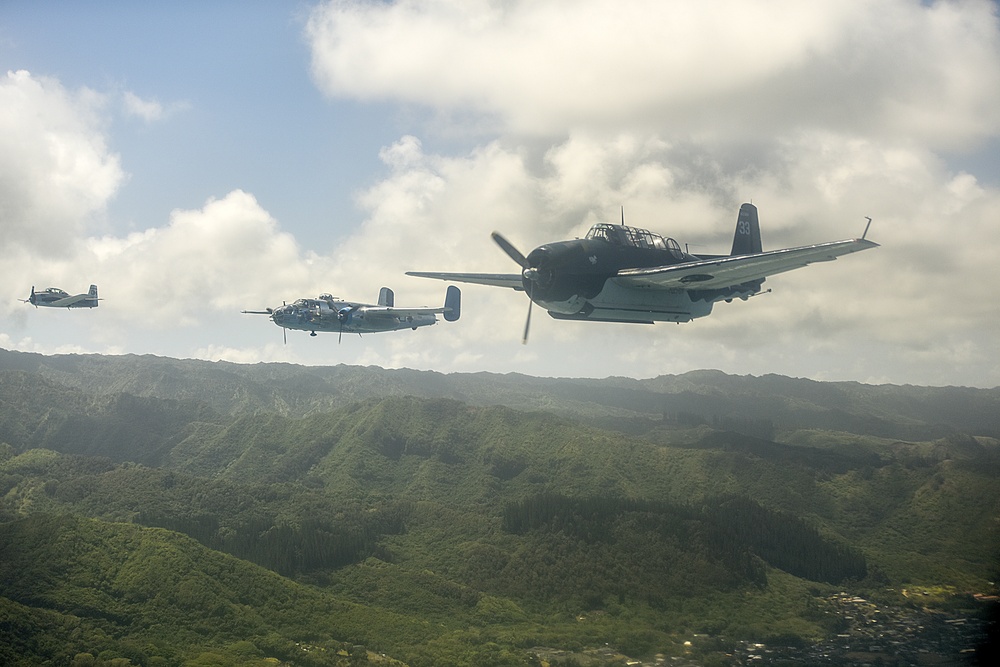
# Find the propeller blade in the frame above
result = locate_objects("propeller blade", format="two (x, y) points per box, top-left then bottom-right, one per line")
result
(491, 232), (529, 269)
(283, 327), (287, 345)
(521, 281), (534, 344)
(522, 299), (533, 345)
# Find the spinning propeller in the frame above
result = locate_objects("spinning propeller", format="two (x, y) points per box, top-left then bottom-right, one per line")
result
(491, 232), (538, 344)
(337, 305), (359, 344)
(20, 286), (37, 307)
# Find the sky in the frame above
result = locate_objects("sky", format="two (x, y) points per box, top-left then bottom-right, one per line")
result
(1, 0), (999, 388)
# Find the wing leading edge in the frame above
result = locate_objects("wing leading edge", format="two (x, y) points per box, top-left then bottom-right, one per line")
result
(405, 271), (524, 291)
(615, 238), (879, 290)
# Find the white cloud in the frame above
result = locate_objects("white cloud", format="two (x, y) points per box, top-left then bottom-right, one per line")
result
(307, 0), (1000, 145)
(121, 90), (189, 122)
(82, 190), (333, 327)
(0, 80), (342, 328)
(0, 333), (94, 357)
(193, 342), (289, 364)
(0, 70), (124, 254)
(122, 91), (164, 122)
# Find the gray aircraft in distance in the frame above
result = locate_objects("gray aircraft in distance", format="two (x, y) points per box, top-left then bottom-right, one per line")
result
(244, 286), (461, 342)
(407, 203), (878, 342)
(22, 285), (100, 308)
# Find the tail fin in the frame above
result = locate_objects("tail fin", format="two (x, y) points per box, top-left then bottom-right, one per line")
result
(89, 284), (98, 297)
(378, 287), (394, 307)
(443, 285), (461, 322)
(730, 203), (763, 256)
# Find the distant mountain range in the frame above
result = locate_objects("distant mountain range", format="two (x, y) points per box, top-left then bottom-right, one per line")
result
(3, 347), (998, 439)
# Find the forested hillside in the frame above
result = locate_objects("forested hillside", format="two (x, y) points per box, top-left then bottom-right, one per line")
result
(1, 349), (997, 666)
(0, 514), (421, 666)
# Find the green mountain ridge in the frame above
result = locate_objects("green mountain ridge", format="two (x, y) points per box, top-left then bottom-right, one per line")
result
(3, 348), (998, 439)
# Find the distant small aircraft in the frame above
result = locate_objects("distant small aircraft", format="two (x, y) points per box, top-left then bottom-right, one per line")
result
(22, 285), (100, 308)
(407, 203), (878, 342)
(243, 286), (461, 342)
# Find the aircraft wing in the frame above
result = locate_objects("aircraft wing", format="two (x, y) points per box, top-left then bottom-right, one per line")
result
(405, 271), (524, 291)
(47, 293), (92, 307)
(615, 238), (879, 290)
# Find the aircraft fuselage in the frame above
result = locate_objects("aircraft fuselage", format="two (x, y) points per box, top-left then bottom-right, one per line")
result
(24, 286), (99, 308)
(521, 237), (755, 323)
(270, 297), (437, 335)
(245, 287), (460, 340)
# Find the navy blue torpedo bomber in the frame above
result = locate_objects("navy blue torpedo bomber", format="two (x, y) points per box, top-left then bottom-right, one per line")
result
(408, 203), (877, 342)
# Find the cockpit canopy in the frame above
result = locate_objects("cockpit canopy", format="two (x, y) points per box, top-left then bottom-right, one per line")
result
(585, 223), (685, 258)
(291, 298), (330, 310)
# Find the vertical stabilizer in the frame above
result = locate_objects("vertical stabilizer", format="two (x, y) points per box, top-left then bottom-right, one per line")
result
(730, 203), (763, 256)
(378, 287), (394, 307)
(88, 284), (99, 307)
(444, 285), (461, 322)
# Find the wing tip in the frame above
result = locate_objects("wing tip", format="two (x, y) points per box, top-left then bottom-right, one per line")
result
(853, 238), (880, 249)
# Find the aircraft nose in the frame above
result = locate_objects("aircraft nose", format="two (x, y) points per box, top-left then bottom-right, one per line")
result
(526, 246), (550, 266)
(525, 246), (555, 286)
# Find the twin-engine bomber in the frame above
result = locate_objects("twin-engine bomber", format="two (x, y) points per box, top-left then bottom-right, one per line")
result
(243, 286), (461, 343)
(407, 203), (878, 342)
